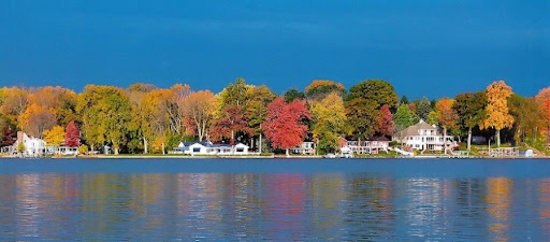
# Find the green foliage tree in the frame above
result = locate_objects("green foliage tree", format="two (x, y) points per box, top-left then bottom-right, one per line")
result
(245, 85), (276, 152)
(415, 97), (432, 121)
(345, 79), (398, 139)
(393, 103), (417, 134)
(283, 89), (306, 103)
(453, 91), (487, 151)
(400, 95), (409, 104)
(507, 94), (544, 144)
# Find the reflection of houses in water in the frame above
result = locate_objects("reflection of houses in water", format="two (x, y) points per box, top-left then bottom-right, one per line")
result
(402, 178), (446, 238)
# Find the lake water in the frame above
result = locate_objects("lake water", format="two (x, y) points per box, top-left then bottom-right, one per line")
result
(0, 158), (549, 241)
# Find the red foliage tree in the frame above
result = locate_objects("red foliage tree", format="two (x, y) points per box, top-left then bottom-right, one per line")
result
(262, 97), (311, 156)
(378, 104), (395, 136)
(64, 120), (80, 147)
(210, 105), (253, 145)
(1, 127), (17, 147)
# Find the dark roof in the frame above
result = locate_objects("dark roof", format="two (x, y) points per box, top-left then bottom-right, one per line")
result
(368, 136), (390, 142)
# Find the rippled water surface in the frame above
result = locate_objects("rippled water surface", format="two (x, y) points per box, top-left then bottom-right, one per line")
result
(1, 158), (549, 241)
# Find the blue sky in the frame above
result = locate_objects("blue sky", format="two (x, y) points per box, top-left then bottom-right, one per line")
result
(1, 0), (548, 99)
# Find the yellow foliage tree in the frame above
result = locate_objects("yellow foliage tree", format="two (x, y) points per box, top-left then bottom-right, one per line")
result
(311, 92), (349, 154)
(183, 90), (216, 141)
(43, 125), (65, 154)
(480, 81), (514, 147)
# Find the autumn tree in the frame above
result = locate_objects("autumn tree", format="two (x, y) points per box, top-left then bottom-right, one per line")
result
(1, 127), (17, 149)
(65, 120), (80, 147)
(77, 85), (132, 155)
(169, 84), (191, 135)
(480, 81), (514, 147)
(345, 80), (398, 139)
(212, 78), (254, 146)
(311, 92), (349, 154)
(139, 89), (173, 154)
(535, 87), (550, 144)
(378, 104), (395, 137)
(28, 86), (78, 126)
(245, 85), (277, 152)
(19, 104), (57, 138)
(210, 105), (253, 145)
(453, 91), (487, 150)
(435, 98), (458, 154)
(43, 125), (65, 154)
(0, 86), (29, 126)
(125, 83), (157, 153)
(183, 90), (216, 141)
(263, 97), (311, 156)
(305, 80), (346, 101)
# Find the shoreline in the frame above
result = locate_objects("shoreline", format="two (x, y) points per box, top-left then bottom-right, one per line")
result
(1, 154), (547, 159)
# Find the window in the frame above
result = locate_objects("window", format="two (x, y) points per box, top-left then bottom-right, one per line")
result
(236, 148), (244, 153)
(193, 147), (201, 153)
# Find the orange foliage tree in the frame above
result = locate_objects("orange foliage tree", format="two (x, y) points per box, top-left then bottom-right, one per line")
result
(435, 98), (458, 154)
(19, 104), (57, 138)
(535, 87), (550, 143)
(262, 97), (311, 156)
(28, 86), (78, 126)
(480, 81), (514, 147)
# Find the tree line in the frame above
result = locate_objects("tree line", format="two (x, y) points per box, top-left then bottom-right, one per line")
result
(0, 78), (549, 155)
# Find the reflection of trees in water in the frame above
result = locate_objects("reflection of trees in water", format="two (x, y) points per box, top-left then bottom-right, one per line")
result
(486, 177), (512, 242)
(539, 178), (550, 237)
(343, 177), (395, 240)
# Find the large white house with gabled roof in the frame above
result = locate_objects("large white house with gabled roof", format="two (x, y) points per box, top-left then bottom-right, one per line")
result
(392, 120), (456, 151)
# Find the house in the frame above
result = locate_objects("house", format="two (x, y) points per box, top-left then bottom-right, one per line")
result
(392, 120), (456, 151)
(290, 142), (316, 155)
(170, 141), (249, 155)
(16, 131), (46, 157)
(339, 136), (390, 154)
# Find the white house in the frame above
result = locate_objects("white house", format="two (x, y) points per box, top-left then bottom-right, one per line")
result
(339, 136), (391, 155)
(392, 120), (456, 151)
(171, 141), (249, 155)
(16, 131), (46, 157)
(290, 142), (316, 155)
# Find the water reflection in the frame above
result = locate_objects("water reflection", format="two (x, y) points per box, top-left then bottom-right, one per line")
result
(0, 172), (548, 240)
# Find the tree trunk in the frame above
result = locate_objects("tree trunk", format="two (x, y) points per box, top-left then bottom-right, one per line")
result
(496, 129), (501, 147)
(143, 137), (148, 154)
(162, 142), (165, 155)
(286, 148), (289, 157)
(259, 133), (263, 154)
(467, 127), (472, 151)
